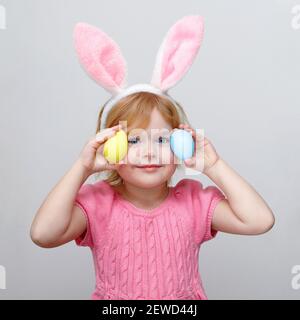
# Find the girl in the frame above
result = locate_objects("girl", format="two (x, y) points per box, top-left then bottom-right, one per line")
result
(30, 91), (275, 300)
(30, 15), (275, 299)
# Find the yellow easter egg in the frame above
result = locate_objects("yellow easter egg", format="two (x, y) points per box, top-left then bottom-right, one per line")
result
(103, 129), (128, 164)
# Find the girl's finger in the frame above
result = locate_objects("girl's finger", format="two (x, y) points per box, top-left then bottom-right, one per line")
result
(178, 123), (194, 136)
(95, 126), (120, 143)
(184, 157), (195, 167)
(111, 124), (122, 131)
(100, 124), (121, 134)
(194, 135), (205, 151)
(180, 124), (195, 134)
(105, 159), (125, 171)
(103, 163), (116, 171)
(196, 135), (208, 147)
(184, 126), (196, 139)
(88, 132), (115, 151)
(188, 128), (196, 138)
(179, 123), (188, 129)
(103, 124), (121, 134)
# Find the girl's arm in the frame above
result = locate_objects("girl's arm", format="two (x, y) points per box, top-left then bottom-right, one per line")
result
(30, 159), (91, 248)
(179, 123), (275, 235)
(30, 125), (122, 248)
(205, 158), (275, 235)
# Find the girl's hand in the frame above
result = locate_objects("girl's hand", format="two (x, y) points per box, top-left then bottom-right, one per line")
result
(178, 124), (220, 175)
(77, 124), (125, 175)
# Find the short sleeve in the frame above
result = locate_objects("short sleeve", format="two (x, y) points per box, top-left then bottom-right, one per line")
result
(74, 184), (95, 247)
(73, 180), (114, 248)
(191, 180), (226, 245)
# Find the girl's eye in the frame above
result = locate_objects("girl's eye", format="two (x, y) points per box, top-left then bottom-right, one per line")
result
(128, 136), (169, 144)
(128, 136), (141, 144)
(158, 136), (169, 144)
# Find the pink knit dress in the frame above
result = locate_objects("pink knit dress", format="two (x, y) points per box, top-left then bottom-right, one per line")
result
(74, 178), (225, 300)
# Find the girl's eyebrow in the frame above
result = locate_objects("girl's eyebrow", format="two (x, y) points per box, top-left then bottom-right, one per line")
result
(154, 133), (170, 138)
(154, 130), (171, 136)
(128, 129), (171, 137)
(128, 128), (145, 135)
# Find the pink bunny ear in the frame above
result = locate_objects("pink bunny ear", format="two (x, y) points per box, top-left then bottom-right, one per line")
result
(73, 22), (128, 95)
(151, 15), (204, 92)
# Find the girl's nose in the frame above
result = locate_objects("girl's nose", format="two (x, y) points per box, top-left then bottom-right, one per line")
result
(141, 141), (159, 162)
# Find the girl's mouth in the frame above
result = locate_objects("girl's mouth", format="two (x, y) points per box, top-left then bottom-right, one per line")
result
(135, 165), (163, 171)
(135, 165), (162, 168)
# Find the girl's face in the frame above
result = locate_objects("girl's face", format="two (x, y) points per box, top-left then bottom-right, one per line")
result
(116, 108), (177, 188)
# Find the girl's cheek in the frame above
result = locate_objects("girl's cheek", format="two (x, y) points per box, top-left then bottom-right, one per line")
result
(126, 148), (139, 165)
(161, 146), (175, 165)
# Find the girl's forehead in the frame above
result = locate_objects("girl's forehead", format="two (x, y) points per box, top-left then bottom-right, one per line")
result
(126, 107), (173, 132)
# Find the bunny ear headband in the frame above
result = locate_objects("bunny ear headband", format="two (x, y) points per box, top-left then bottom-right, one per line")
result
(73, 15), (205, 131)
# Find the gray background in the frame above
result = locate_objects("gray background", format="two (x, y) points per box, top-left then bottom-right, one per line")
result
(0, 0), (299, 299)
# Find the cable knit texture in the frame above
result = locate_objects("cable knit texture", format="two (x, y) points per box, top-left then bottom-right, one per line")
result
(74, 178), (226, 300)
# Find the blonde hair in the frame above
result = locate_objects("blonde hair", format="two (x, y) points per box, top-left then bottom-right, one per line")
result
(94, 92), (191, 187)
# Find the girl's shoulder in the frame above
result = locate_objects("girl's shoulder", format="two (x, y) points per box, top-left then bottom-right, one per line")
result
(173, 178), (225, 202)
(76, 179), (115, 205)
(93, 179), (115, 193)
(174, 179), (225, 245)
(173, 178), (203, 195)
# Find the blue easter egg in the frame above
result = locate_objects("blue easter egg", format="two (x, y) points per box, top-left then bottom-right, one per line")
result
(170, 129), (194, 160)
